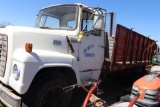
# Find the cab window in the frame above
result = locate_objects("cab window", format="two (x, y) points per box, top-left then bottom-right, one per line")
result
(81, 10), (100, 36)
(81, 10), (93, 31)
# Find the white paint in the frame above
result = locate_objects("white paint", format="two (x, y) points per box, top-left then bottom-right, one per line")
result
(0, 4), (106, 95)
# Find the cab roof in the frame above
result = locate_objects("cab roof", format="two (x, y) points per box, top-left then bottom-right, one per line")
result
(41, 3), (88, 10)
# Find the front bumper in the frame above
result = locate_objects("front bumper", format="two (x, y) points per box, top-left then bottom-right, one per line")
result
(0, 83), (21, 107)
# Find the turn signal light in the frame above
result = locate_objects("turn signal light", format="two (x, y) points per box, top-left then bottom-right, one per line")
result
(25, 43), (32, 52)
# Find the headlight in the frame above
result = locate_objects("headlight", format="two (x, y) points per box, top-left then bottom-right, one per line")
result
(146, 90), (158, 95)
(12, 64), (20, 80)
(132, 85), (138, 91)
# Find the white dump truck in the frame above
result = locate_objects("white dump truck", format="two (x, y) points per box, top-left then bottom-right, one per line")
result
(0, 3), (156, 107)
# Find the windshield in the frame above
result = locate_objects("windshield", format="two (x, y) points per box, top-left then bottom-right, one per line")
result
(35, 5), (78, 30)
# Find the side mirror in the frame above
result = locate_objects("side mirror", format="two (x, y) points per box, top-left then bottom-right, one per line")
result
(93, 11), (104, 30)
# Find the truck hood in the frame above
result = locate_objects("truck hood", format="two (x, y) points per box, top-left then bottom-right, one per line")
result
(0, 27), (8, 35)
(2, 26), (76, 54)
(0, 26), (78, 85)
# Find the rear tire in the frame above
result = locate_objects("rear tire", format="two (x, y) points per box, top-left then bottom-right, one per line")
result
(24, 73), (72, 107)
(134, 67), (144, 80)
(128, 67), (145, 84)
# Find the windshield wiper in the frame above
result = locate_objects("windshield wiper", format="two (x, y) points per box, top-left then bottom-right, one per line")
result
(39, 26), (51, 29)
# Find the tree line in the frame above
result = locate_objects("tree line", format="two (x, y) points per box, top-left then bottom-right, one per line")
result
(0, 21), (13, 28)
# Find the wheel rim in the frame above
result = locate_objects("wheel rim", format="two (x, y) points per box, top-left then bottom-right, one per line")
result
(40, 85), (66, 107)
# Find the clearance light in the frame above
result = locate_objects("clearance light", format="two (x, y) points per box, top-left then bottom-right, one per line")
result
(25, 43), (32, 52)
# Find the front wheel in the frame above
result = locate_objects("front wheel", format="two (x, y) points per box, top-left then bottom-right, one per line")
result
(24, 73), (72, 107)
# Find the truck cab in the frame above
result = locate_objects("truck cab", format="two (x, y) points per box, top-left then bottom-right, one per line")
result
(0, 3), (109, 107)
(34, 3), (107, 85)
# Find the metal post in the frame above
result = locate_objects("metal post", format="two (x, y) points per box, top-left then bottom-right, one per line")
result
(110, 12), (114, 37)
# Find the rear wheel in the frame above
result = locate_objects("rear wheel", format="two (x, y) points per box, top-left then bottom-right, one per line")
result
(134, 67), (145, 80)
(127, 67), (145, 85)
(24, 73), (72, 107)
(123, 67), (145, 85)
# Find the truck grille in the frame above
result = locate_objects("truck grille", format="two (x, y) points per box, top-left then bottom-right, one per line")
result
(0, 34), (8, 77)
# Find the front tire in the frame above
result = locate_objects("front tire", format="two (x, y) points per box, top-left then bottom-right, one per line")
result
(24, 73), (72, 107)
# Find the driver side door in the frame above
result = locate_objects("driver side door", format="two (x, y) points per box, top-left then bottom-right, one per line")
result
(78, 10), (105, 80)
